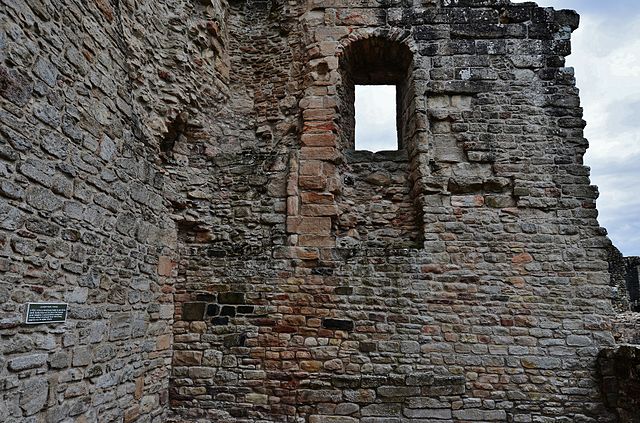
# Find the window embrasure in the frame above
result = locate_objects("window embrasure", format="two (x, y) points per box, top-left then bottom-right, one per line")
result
(337, 37), (415, 152)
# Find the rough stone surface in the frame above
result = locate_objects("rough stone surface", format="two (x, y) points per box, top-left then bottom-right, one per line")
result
(598, 345), (640, 423)
(625, 256), (640, 311)
(1, 0), (638, 422)
(0, 0), (176, 421)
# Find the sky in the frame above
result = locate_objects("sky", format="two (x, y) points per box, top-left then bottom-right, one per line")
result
(356, 1), (640, 256)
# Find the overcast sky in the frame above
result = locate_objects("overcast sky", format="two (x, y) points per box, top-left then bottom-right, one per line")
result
(356, 1), (640, 256)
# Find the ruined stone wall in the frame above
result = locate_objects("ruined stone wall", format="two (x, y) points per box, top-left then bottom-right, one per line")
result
(0, 0), (172, 420)
(1, 0), (630, 422)
(0, 0), (232, 421)
(168, 1), (308, 420)
(599, 345), (640, 423)
(167, 0), (619, 422)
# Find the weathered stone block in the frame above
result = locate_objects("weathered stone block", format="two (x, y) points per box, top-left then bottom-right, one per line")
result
(20, 379), (48, 416)
(8, 354), (47, 371)
(404, 407), (452, 419)
(452, 409), (507, 421)
(182, 302), (206, 321)
(322, 318), (354, 331)
(217, 292), (245, 304)
(361, 403), (402, 417)
(309, 416), (358, 423)
(287, 216), (332, 235)
(377, 385), (420, 398)
(173, 351), (203, 366)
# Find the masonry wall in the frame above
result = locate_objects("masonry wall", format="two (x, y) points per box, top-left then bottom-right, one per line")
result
(599, 345), (640, 423)
(1, 0), (630, 422)
(0, 0), (232, 421)
(168, 0), (619, 422)
(0, 0), (181, 421)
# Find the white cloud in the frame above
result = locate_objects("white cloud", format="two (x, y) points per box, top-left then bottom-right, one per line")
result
(568, 14), (640, 255)
(355, 85), (398, 152)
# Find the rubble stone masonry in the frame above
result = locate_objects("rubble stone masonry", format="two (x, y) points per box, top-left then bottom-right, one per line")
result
(0, 0), (638, 422)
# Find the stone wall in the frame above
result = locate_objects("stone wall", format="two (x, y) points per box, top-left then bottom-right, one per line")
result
(0, 0), (171, 419)
(1, 0), (633, 422)
(599, 345), (640, 423)
(168, 0), (619, 421)
(0, 0), (230, 421)
(613, 313), (640, 345)
(625, 256), (640, 311)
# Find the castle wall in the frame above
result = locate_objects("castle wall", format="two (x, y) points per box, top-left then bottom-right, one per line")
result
(0, 0), (230, 421)
(0, 0), (173, 420)
(168, 0), (619, 422)
(0, 0), (631, 422)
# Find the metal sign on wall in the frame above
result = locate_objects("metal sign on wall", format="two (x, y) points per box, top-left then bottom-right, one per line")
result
(24, 303), (68, 324)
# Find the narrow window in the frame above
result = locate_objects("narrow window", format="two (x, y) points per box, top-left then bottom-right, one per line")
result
(355, 85), (398, 152)
(337, 37), (413, 152)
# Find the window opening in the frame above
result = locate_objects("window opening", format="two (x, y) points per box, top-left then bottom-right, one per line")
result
(337, 37), (413, 152)
(355, 85), (398, 152)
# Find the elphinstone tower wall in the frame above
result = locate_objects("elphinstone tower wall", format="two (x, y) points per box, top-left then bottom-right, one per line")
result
(1, 0), (639, 422)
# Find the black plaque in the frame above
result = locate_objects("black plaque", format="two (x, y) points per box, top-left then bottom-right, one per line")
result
(25, 303), (68, 324)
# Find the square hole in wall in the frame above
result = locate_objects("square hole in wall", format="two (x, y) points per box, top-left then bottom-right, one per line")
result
(355, 85), (398, 152)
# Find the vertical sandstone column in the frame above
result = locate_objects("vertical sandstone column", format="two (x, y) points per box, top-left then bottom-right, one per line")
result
(287, 26), (346, 254)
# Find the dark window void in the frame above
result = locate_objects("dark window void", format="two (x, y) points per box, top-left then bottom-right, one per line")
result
(338, 37), (414, 152)
(355, 85), (398, 152)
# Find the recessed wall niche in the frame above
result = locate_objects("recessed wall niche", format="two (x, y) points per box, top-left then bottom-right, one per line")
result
(336, 37), (424, 249)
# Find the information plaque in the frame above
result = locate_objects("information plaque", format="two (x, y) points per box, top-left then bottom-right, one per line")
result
(25, 303), (68, 324)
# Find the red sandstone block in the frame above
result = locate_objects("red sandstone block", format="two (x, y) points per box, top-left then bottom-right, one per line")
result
(300, 204), (338, 216)
(135, 376), (144, 400)
(287, 174), (299, 196)
(301, 191), (334, 204)
(274, 324), (298, 333)
(287, 196), (299, 215)
(156, 334), (171, 351)
(508, 277), (526, 288)
(294, 248), (320, 260)
(318, 328), (333, 337)
(299, 235), (334, 247)
(124, 406), (140, 423)
(501, 318), (514, 327)
(299, 176), (326, 190)
(512, 252), (533, 264)
(307, 317), (321, 327)
(300, 160), (323, 176)
(300, 147), (340, 162)
(285, 315), (306, 325)
(299, 96), (324, 109)
(300, 360), (322, 372)
(322, 162), (336, 176)
(157, 256), (174, 276)
(302, 108), (335, 121)
(301, 133), (337, 147)
(287, 216), (331, 234)
(173, 351), (202, 366)
(303, 120), (337, 133)
(421, 264), (444, 274)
